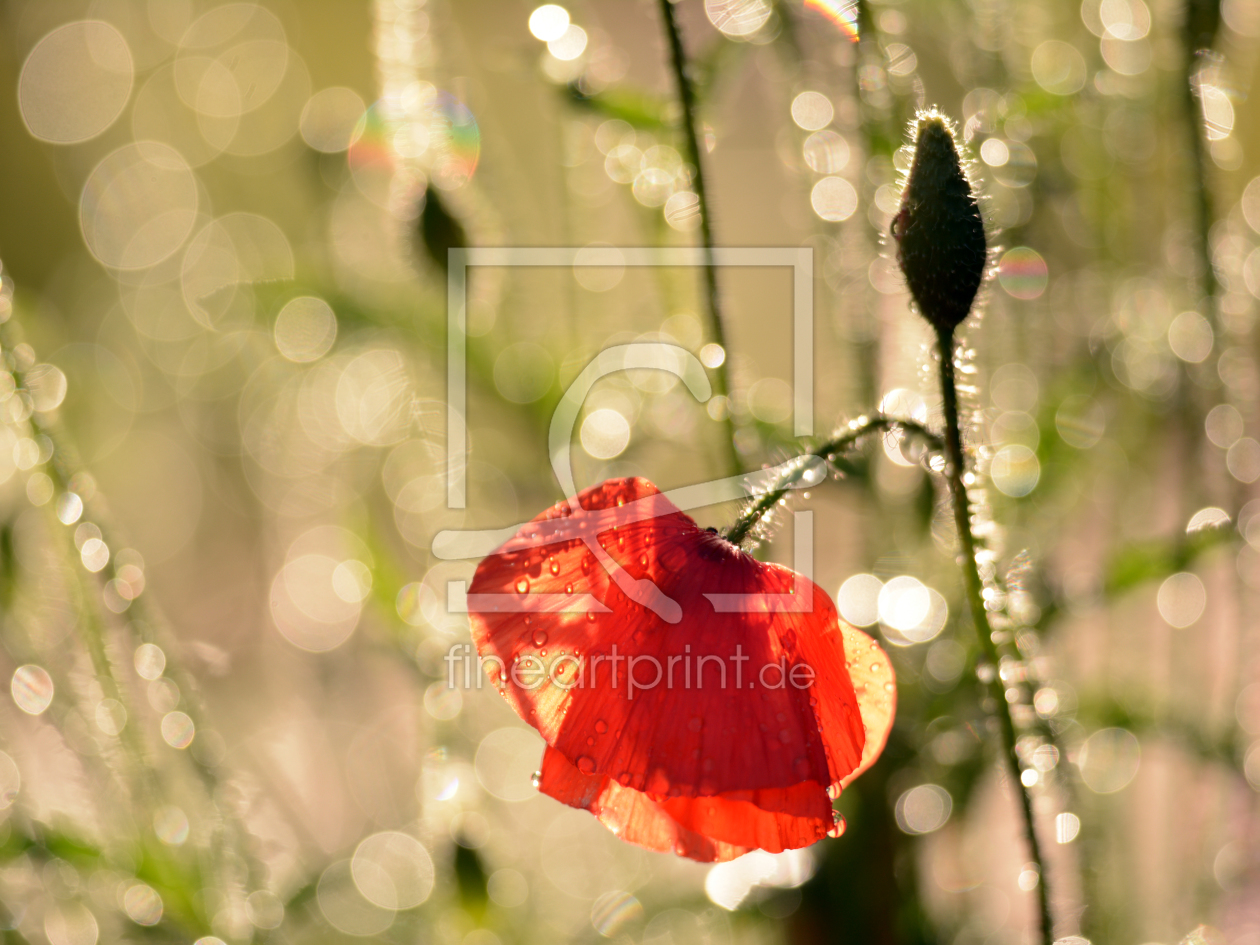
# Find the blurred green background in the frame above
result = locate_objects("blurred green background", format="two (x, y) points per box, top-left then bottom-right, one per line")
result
(0, 0), (1258, 943)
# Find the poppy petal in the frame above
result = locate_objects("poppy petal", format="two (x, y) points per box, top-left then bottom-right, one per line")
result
(655, 780), (834, 852)
(837, 624), (896, 789)
(469, 478), (868, 798)
(538, 745), (752, 862)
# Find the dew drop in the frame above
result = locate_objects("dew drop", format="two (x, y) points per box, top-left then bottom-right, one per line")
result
(639, 554), (648, 566)
(565, 583), (574, 595)
(870, 662), (881, 672)
(586, 612), (596, 623)
(580, 556), (592, 574)
(586, 736), (595, 746)
(530, 770), (541, 788)
(576, 755), (596, 774)
(549, 557), (560, 575)
(532, 630), (548, 647)
(827, 783), (842, 799)
(594, 719), (608, 734)
(515, 578), (529, 594)
(827, 811), (847, 838)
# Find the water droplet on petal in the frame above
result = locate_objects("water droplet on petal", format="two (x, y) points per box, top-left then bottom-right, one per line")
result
(532, 630), (548, 647)
(530, 770), (541, 787)
(828, 811), (846, 837)
(586, 612), (597, 623)
(576, 755), (596, 774)
(827, 783), (842, 799)
(549, 557), (560, 575)
(516, 577), (529, 594)
(594, 719), (608, 734)
(565, 583), (574, 595)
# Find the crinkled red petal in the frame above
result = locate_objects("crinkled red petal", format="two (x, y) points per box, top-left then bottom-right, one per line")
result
(469, 477), (871, 801)
(537, 746), (837, 862)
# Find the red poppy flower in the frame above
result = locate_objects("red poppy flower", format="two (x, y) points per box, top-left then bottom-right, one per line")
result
(467, 477), (894, 862)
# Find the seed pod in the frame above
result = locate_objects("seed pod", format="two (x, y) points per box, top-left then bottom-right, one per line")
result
(891, 111), (987, 335)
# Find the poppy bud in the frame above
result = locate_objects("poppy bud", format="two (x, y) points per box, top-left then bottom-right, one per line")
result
(891, 110), (987, 334)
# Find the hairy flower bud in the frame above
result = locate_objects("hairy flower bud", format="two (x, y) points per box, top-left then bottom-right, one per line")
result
(891, 111), (987, 335)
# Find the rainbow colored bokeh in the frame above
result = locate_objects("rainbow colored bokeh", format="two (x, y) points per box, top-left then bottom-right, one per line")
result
(347, 93), (480, 191)
(998, 246), (1049, 300)
(347, 101), (394, 171)
(430, 91), (481, 189)
(803, 0), (860, 42)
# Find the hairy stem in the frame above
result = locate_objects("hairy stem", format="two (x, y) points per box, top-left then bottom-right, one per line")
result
(937, 328), (1052, 944)
(724, 415), (941, 545)
(657, 0), (741, 477)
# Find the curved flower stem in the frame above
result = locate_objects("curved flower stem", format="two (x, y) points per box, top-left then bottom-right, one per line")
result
(657, 0), (741, 477)
(725, 415), (941, 545)
(937, 327), (1052, 945)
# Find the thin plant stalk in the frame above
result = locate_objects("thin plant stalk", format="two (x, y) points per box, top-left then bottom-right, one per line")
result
(1179, 0), (1243, 921)
(1181, 0), (1222, 314)
(937, 326), (1053, 945)
(725, 415), (941, 545)
(657, 0), (741, 477)
(0, 305), (267, 897)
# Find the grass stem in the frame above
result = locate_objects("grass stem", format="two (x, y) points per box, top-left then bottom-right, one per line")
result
(657, 0), (742, 477)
